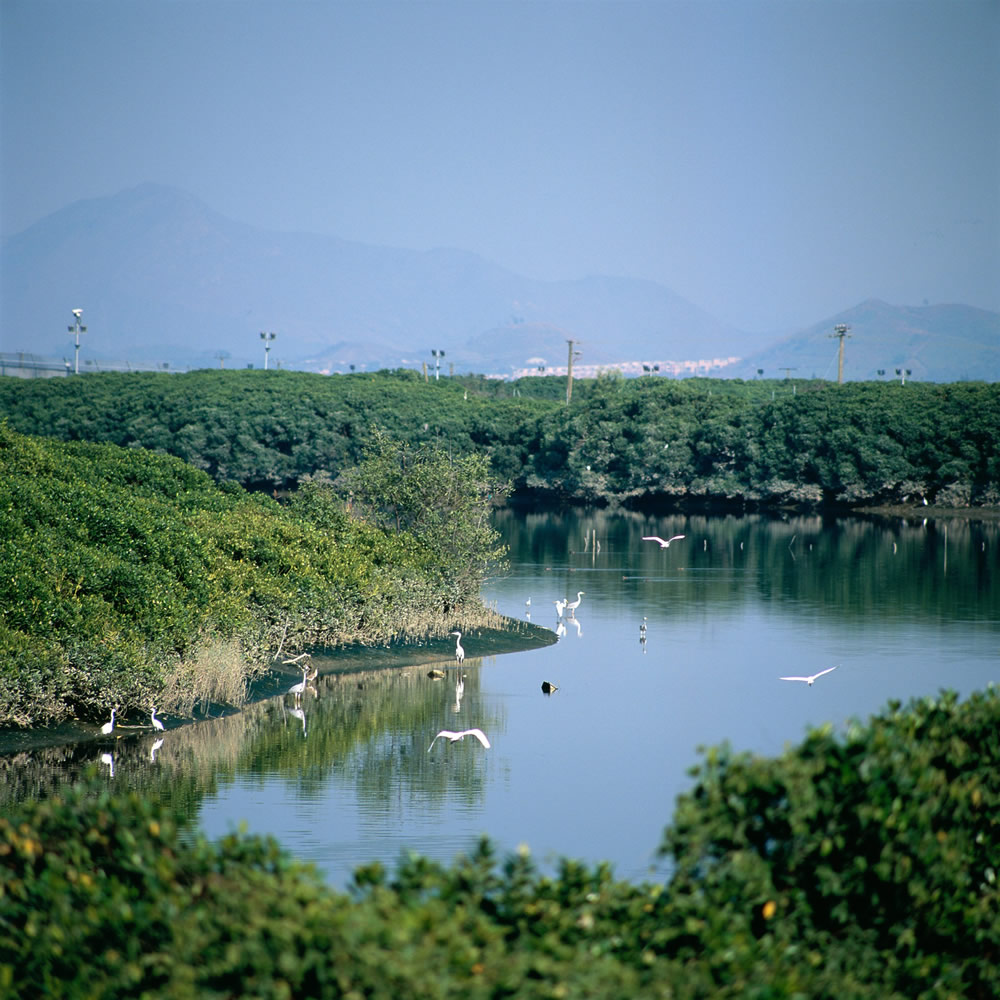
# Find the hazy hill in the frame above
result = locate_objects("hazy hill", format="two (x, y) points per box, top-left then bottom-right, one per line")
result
(2, 183), (996, 380)
(0, 183), (751, 373)
(728, 299), (1000, 383)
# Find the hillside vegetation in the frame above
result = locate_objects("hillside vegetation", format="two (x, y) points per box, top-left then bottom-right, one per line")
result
(1, 369), (998, 507)
(3, 685), (997, 998)
(0, 423), (508, 727)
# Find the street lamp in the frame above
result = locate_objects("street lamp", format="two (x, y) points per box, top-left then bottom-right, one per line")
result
(67, 309), (87, 374)
(431, 348), (445, 380)
(260, 331), (276, 370)
(895, 367), (912, 385)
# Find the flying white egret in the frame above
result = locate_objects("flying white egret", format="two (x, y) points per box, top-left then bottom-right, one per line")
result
(780, 665), (839, 686)
(642, 534), (685, 548)
(451, 630), (465, 663)
(566, 591), (585, 614)
(150, 707), (165, 731)
(101, 708), (116, 735)
(288, 665), (310, 703)
(427, 727), (491, 751)
(150, 738), (164, 762)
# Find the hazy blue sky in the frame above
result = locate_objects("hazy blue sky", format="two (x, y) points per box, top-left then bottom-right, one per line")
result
(2, 0), (997, 333)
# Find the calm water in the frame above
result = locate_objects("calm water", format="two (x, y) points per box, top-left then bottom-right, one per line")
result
(5, 509), (999, 890)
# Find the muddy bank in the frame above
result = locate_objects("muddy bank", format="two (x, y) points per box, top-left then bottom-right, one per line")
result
(0, 616), (556, 757)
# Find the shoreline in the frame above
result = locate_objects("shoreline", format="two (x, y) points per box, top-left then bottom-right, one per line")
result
(0, 615), (556, 757)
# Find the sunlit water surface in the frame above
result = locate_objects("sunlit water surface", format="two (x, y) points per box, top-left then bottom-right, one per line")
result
(194, 509), (998, 888)
(4, 509), (997, 892)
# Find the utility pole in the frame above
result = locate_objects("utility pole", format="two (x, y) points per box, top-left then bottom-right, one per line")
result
(68, 309), (86, 374)
(829, 324), (851, 384)
(566, 339), (579, 404)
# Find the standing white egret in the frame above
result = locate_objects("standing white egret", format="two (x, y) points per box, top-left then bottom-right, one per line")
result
(554, 598), (567, 617)
(288, 665), (310, 704)
(639, 617), (647, 636)
(525, 597), (531, 610)
(451, 631), (465, 663)
(427, 728), (491, 751)
(566, 591), (585, 614)
(780, 665), (839, 686)
(101, 708), (116, 735)
(642, 534), (685, 548)
(150, 707), (165, 731)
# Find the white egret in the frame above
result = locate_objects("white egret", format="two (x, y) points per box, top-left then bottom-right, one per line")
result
(288, 665), (310, 704)
(101, 708), (116, 735)
(451, 630), (465, 663)
(525, 597), (531, 609)
(428, 727), (491, 751)
(150, 707), (165, 731)
(150, 738), (164, 762)
(642, 534), (685, 548)
(780, 665), (839, 686)
(639, 617), (647, 635)
(554, 598), (567, 617)
(566, 591), (585, 614)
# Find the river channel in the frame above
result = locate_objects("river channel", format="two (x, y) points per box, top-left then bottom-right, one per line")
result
(3, 507), (998, 890)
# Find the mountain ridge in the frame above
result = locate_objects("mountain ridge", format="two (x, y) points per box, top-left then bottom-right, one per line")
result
(2, 183), (996, 380)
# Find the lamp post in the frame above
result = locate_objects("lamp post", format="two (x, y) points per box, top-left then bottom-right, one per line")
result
(895, 367), (912, 385)
(260, 331), (276, 370)
(67, 309), (86, 374)
(431, 349), (445, 380)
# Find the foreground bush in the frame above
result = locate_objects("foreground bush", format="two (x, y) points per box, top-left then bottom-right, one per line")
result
(2, 687), (997, 998)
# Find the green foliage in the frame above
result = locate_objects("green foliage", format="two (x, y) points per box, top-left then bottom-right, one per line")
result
(0, 424), (503, 728)
(342, 429), (510, 606)
(5, 370), (994, 507)
(3, 687), (997, 998)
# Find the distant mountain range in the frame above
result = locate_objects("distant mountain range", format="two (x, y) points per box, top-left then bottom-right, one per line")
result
(2, 182), (997, 381)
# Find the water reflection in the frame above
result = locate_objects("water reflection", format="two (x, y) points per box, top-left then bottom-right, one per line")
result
(2, 508), (998, 891)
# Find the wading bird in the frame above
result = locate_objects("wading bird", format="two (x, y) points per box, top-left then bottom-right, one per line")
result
(566, 591), (585, 614)
(428, 728), (491, 751)
(101, 708), (116, 735)
(780, 665), (839, 686)
(639, 617), (647, 636)
(150, 707), (164, 731)
(554, 598), (567, 617)
(288, 665), (310, 704)
(451, 631), (465, 663)
(642, 534), (685, 548)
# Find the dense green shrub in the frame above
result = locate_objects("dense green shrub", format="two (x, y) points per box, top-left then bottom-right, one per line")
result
(0, 424), (504, 728)
(2, 686), (997, 998)
(3, 370), (996, 507)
